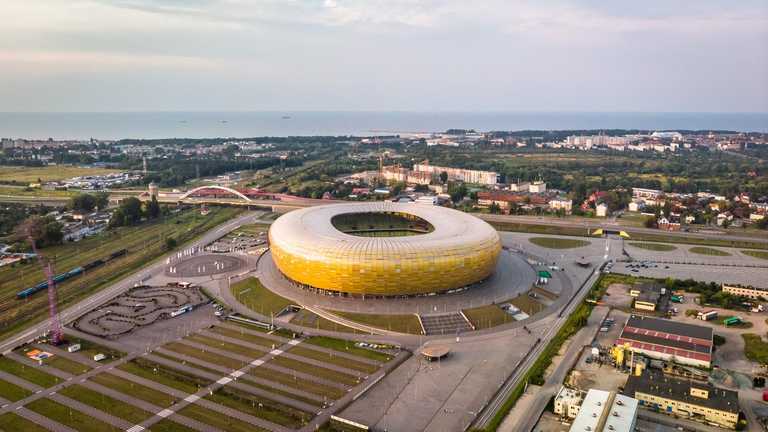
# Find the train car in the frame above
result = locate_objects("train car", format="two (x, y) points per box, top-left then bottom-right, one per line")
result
(17, 249), (127, 299)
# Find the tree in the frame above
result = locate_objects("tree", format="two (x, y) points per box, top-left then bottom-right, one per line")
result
(439, 171), (448, 184)
(643, 216), (657, 229)
(14, 215), (63, 248)
(146, 196), (160, 219)
(93, 191), (110, 210)
(110, 197), (143, 227)
(70, 193), (96, 212)
(165, 236), (177, 250)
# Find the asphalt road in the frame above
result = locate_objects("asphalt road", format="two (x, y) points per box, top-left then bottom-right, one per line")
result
(0, 210), (263, 355)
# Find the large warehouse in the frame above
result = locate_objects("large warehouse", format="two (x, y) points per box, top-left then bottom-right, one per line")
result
(615, 315), (714, 368)
(268, 202), (502, 296)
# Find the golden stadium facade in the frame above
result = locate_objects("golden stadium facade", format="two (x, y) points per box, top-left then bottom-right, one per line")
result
(268, 202), (502, 296)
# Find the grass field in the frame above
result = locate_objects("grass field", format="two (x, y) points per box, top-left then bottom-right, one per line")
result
(0, 377), (33, 401)
(742, 334), (768, 364)
(187, 334), (268, 359)
(510, 295), (546, 315)
(289, 345), (378, 374)
(150, 419), (193, 432)
(0, 206), (243, 341)
(332, 310), (423, 335)
(90, 373), (178, 408)
(689, 246), (732, 256)
(163, 342), (246, 370)
(0, 165), (119, 184)
(25, 398), (121, 432)
(305, 336), (392, 362)
(44, 355), (91, 375)
(65, 335), (125, 363)
(208, 326), (283, 348)
(290, 310), (361, 334)
(59, 384), (151, 424)
(177, 402), (270, 432)
(118, 358), (211, 395)
(268, 356), (359, 386)
(0, 356), (61, 387)
(248, 365), (345, 400)
(528, 237), (590, 249)
(0, 185), (75, 199)
(231, 277), (294, 318)
(463, 304), (514, 330)
(206, 386), (312, 429)
(0, 412), (48, 431)
(742, 250), (768, 260)
(627, 242), (677, 251)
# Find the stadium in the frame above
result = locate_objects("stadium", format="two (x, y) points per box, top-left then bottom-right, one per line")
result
(268, 202), (502, 296)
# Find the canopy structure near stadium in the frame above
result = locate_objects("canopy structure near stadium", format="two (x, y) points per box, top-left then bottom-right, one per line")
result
(268, 202), (502, 296)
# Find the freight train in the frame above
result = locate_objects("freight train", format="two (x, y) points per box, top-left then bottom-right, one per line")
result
(16, 249), (128, 299)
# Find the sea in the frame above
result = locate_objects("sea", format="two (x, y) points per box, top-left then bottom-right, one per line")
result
(0, 111), (766, 140)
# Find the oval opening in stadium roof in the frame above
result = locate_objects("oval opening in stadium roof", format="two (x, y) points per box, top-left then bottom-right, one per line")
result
(330, 211), (435, 237)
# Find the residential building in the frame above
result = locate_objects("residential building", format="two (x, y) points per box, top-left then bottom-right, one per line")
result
(722, 284), (767, 300)
(529, 181), (547, 193)
(548, 197), (573, 215)
(412, 163), (499, 185)
(624, 370), (739, 429)
(476, 191), (548, 211)
(569, 389), (638, 432)
(616, 315), (713, 368)
(632, 188), (663, 200)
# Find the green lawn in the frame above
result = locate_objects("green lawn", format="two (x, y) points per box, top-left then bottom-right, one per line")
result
(742, 250), (768, 260)
(0, 412), (48, 432)
(205, 386), (312, 429)
(187, 334), (268, 359)
(332, 311), (423, 335)
(65, 336), (125, 363)
(0, 356), (61, 388)
(689, 246), (731, 256)
(290, 310), (361, 334)
(15, 346), (91, 375)
(0, 165), (119, 183)
(528, 237), (590, 249)
(268, 356), (359, 386)
(288, 346), (378, 374)
(627, 242), (677, 252)
(463, 304), (515, 330)
(25, 398), (121, 432)
(0, 377), (33, 401)
(248, 366), (345, 400)
(163, 342), (246, 370)
(742, 334), (768, 364)
(0, 207), (243, 342)
(44, 355), (91, 375)
(510, 295), (546, 315)
(118, 358), (211, 395)
(177, 402), (270, 432)
(90, 373), (178, 408)
(231, 277), (295, 318)
(305, 336), (393, 362)
(146, 419), (191, 432)
(208, 326), (285, 348)
(59, 384), (151, 424)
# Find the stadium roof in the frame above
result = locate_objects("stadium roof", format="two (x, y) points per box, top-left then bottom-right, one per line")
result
(269, 202), (500, 258)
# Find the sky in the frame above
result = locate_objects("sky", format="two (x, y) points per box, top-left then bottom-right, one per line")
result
(1, 0), (767, 113)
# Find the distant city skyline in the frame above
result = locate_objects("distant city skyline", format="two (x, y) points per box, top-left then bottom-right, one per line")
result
(1, 0), (766, 113)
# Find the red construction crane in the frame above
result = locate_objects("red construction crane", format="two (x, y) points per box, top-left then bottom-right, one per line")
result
(26, 231), (63, 345)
